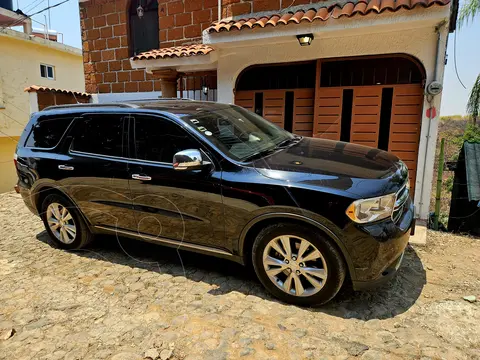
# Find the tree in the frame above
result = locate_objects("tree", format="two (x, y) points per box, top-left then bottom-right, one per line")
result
(458, 0), (480, 125)
(466, 74), (480, 124)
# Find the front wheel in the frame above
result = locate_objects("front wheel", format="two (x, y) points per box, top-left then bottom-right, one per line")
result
(252, 223), (346, 306)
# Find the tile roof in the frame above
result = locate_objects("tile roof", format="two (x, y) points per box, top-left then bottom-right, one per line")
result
(131, 44), (215, 60)
(207, 0), (451, 33)
(24, 85), (90, 97)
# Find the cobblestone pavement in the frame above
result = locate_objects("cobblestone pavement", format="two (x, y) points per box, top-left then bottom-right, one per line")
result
(0, 192), (479, 360)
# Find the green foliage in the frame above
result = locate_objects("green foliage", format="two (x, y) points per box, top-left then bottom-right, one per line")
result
(466, 74), (480, 124)
(450, 151), (459, 162)
(458, 0), (480, 124)
(438, 213), (449, 227)
(444, 175), (454, 192)
(463, 122), (480, 142)
(458, 0), (480, 27)
(451, 123), (480, 146)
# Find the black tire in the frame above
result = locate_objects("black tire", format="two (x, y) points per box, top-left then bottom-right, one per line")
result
(252, 223), (346, 306)
(40, 193), (94, 250)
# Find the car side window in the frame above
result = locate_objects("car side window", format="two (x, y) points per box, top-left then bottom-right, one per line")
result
(132, 116), (197, 163)
(26, 116), (74, 149)
(71, 115), (125, 157)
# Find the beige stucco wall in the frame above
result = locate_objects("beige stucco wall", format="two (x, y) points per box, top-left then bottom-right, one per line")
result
(211, 7), (450, 220)
(0, 29), (84, 193)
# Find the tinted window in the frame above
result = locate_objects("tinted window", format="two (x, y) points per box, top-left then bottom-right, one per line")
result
(71, 115), (124, 157)
(133, 116), (196, 163)
(26, 117), (73, 148)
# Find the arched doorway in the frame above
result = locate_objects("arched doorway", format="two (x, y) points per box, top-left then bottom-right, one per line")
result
(234, 55), (426, 192)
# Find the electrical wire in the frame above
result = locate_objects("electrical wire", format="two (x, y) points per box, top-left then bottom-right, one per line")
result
(0, 129), (19, 143)
(22, 0), (46, 15)
(0, 109), (29, 128)
(453, 30), (467, 90)
(0, 0), (71, 31)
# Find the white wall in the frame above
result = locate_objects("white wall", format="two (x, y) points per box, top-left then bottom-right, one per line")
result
(214, 14), (450, 220)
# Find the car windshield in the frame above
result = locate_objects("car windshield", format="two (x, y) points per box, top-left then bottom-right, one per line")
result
(177, 105), (295, 161)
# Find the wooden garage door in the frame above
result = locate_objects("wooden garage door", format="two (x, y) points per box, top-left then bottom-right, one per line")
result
(262, 90), (285, 127)
(350, 87), (382, 148)
(313, 88), (342, 140)
(234, 91), (255, 112)
(293, 89), (315, 137)
(388, 84), (424, 189)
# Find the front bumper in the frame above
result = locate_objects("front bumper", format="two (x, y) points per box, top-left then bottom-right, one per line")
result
(352, 251), (404, 290)
(344, 197), (414, 289)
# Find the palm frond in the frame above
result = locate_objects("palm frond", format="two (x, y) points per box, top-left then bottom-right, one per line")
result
(458, 0), (480, 28)
(466, 73), (480, 124)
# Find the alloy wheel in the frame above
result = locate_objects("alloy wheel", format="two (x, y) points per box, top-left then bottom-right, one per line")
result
(262, 235), (328, 297)
(46, 202), (77, 244)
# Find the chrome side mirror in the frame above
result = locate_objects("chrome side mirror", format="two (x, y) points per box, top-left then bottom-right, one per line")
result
(173, 149), (211, 171)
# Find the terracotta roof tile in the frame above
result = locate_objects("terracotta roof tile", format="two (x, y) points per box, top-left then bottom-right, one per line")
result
(207, 0), (450, 33)
(24, 85), (90, 97)
(131, 44), (214, 60)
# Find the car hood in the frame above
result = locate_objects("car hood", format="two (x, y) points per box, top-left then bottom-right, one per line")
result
(252, 137), (408, 199)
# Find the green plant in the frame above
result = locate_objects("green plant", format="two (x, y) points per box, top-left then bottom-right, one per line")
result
(444, 175), (454, 192)
(459, 0), (480, 26)
(467, 74), (480, 125)
(463, 122), (480, 142)
(458, 0), (480, 124)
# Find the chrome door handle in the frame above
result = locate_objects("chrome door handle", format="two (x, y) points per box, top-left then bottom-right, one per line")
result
(132, 174), (152, 181)
(58, 165), (74, 171)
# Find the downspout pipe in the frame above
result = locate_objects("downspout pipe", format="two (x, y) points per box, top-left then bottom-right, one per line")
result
(417, 21), (446, 219)
(218, 0), (221, 21)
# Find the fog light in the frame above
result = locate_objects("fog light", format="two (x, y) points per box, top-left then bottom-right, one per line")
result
(297, 34), (314, 46)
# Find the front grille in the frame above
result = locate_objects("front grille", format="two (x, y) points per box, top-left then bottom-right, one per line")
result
(392, 183), (409, 223)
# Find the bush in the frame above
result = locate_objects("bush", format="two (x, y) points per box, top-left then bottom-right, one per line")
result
(463, 123), (480, 143)
(444, 175), (454, 192)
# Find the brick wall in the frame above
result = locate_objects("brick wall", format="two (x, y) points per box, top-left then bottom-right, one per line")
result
(222, 0), (327, 17)
(80, 0), (218, 94)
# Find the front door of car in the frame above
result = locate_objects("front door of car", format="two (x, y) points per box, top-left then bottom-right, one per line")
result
(127, 115), (226, 250)
(61, 113), (137, 232)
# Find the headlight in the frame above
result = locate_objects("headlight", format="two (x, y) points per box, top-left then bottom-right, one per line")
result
(346, 193), (396, 224)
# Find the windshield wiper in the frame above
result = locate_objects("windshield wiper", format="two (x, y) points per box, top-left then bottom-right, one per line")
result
(276, 136), (302, 149)
(241, 147), (279, 162)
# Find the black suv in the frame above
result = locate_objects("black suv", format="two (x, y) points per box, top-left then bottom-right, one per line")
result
(15, 100), (414, 305)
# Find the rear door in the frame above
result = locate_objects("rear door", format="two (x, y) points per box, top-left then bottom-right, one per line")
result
(127, 114), (226, 250)
(61, 113), (137, 232)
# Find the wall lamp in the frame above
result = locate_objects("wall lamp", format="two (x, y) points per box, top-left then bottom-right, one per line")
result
(202, 85), (209, 96)
(297, 34), (314, 46)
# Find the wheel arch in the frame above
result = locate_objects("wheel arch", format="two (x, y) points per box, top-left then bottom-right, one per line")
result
(238, 213), (356, 279)
(33, 184), (92, 227)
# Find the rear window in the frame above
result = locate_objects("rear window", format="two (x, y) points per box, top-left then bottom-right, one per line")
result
(70, 115), (124, 157)
(25, 117), (73, 149)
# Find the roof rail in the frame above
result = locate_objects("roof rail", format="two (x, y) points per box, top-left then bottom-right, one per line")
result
(42, 103), (138, 111)
(124, 98), (195, 102)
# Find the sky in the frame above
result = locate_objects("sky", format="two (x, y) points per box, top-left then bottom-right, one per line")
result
(12, 0), (480, 116)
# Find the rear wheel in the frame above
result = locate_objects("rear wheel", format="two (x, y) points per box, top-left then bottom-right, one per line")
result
(40, 194), (93, 250)
(252, 223), (346, 306)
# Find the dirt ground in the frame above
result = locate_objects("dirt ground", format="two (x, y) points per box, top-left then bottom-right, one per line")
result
(0, 191), (479, 360)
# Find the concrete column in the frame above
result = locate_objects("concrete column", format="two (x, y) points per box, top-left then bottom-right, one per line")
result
(28, 92), (39, 114)
(151, 69), (178, 98)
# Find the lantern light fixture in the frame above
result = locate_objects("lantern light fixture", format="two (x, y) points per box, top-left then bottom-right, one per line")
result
(296, 33), (314, 46)
(137, 4), (144, 18)
(202, 85), (209, 96)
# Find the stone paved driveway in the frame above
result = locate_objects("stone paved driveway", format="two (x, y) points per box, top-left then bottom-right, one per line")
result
(0, 192), (479, 360)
